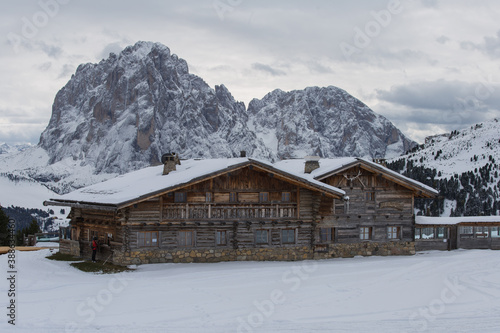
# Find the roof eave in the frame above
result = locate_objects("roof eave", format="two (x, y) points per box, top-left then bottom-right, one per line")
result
(43, 200), (118, 211)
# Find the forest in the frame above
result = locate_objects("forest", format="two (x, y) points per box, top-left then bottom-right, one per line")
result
(386, 159), (500, 217)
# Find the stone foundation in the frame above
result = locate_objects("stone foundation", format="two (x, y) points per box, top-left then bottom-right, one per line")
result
(59, 239), (80, 257)
(313, 241), (415, 259)
(112, 246), (313, 265)
(109, 242), (415, 266)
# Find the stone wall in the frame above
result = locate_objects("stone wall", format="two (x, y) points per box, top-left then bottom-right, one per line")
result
(313, 241), (415, 259)
(111, 241), (414, 265)
(59, 239), (80, 257)
(112, 246), (313, 265)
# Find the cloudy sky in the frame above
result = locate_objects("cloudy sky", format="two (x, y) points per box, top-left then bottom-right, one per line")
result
(1, 0), (500, 145)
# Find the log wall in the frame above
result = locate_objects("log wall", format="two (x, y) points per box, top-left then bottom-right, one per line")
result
(317, 166), (415, 244)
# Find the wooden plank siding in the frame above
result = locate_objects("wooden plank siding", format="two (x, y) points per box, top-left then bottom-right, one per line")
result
(126, 222), (312, 249)
(316, 165), (415, 244)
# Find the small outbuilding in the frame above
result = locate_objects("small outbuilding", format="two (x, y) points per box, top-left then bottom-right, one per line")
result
(415, 216), (500, 251)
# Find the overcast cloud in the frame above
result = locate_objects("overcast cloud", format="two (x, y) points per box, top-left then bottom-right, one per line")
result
(1, 0), (500, 145)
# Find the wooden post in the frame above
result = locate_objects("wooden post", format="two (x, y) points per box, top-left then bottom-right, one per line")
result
(297, 187), (301, 218)
(159, 196), (163, 222)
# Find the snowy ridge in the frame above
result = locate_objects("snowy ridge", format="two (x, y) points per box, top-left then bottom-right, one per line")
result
(0, 142), (33, 155)
(392, 118), (500, 178)
(387, 118), (500, 217)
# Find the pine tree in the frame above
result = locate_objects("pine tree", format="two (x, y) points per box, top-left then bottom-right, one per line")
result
(0, 207), (10, 246)
(15, 219), (41, 246)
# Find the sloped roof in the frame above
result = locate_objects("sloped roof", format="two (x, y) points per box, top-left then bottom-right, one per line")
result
(416, 216), (500, 225)
(274, 157), (438, 198)
(46, 158), (346, 210)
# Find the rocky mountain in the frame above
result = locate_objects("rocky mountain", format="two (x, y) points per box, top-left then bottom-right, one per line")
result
(248, 87), (414, 159)
(39, 41), (273, 175)
(386, 118), (500, 216)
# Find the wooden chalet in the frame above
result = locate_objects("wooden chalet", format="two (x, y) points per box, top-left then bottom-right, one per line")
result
(47, 155), (438, 265)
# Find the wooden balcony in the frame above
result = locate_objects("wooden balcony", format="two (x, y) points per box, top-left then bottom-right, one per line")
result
(163, 203), (297, 220)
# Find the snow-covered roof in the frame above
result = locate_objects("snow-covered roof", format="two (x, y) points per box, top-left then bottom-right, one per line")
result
(275, 157), (439, 197)
(48, 158), (346, 208)
(356, 158), (439, 196)
(416, 216), (500, 225)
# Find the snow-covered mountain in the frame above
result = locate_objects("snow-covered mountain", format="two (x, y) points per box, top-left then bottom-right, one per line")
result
(248, 87), (414, 159)
(390, 118), (500, 178)
(39, 41), (274, 175)
(0, 143), (32, 155)
(387, 118), (500, 216)
(1, 41), (416, 199)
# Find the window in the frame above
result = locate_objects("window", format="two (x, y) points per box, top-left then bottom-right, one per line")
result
(174, 192), (187, 203)
(460, 226), (474, 239)
(320, 228), (334, 243)
(138, 231), (158, 247)
(229, 192), (238, 203)
(436, 227), (446, 239)
(216, 230), (227, 246)
(475, 226), (489, 239)
(281, 229), (295, 244)
(255, 230), (269, 245)
(178, 231), (194, 247)
(282, 192), (291, 202)
(259, 192), (269, 202)
(491, 227), (500, 238)
(421, 227), (435, 239)
(366, 192), (375, 201)
(416, 227), (448, 240)
(387, 226), (401, 240)
(206, 192), (212, 202)
(360, 227), (372, 240)
(415, 228), (421, 240)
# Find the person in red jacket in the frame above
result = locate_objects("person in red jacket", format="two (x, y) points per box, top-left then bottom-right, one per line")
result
(91, 237), (98, 263)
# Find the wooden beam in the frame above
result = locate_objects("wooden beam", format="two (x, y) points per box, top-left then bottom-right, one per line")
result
(43, 201), (117, 211)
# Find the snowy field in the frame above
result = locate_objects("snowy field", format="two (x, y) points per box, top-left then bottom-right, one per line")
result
(1, 249), (500, 333)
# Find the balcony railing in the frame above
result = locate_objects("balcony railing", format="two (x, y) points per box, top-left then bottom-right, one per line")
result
(163, 203), (297, 220)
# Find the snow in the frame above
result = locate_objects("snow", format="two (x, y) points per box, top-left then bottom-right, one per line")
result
(1, 249), (500, 332)
(275, 157), (439, 196)
(0, 176), (59, 211)
(35, 242), (60, 248)
(391, 118), (500, 179)
(52, 158), (346, 206)
(358, 158), (439, 195)
(416, 216), (500, 225)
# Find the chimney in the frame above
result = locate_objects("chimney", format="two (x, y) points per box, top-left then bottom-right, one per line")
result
(240, 151), (246, 158)
(304, 156), (320, 174)
(161, 152), (181, 175)
(372, 158), (387, 167)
